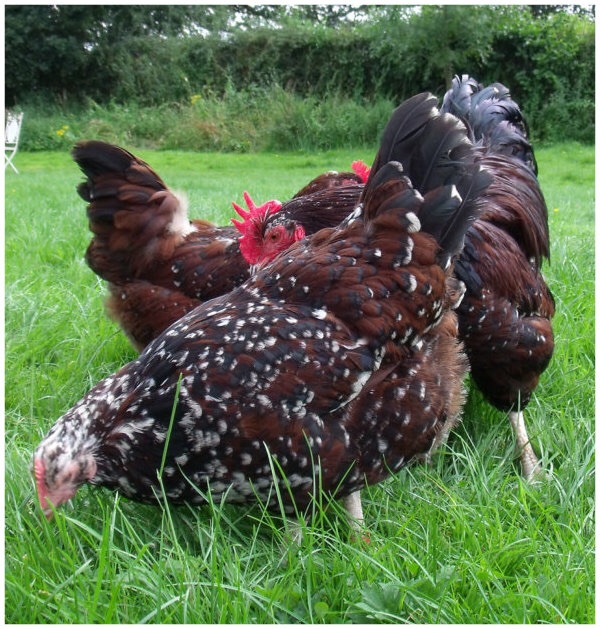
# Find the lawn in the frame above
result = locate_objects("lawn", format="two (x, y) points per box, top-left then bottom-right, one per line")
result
(4, 142), (595, 623)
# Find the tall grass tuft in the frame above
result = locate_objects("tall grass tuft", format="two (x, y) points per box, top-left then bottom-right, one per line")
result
(18, 87), (395, 153)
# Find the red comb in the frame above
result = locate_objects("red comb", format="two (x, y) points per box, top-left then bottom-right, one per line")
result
(351, 160), (371, 183)
(232, 192), (283, 265)
(231, 192), (282, 235)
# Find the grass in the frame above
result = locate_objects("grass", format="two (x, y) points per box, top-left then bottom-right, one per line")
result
(17, 91), (397, 153)
(4, 142), (595, 623)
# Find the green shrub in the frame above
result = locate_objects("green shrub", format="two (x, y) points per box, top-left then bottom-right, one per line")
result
(17, 88), (398, 153)
(7, 7), (593, 144)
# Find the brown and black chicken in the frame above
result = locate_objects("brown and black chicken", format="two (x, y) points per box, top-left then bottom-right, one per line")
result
(73, 141), (275, 351)
(74, 142), (369, 351)
(34, 93), (489, 531)
(237, 75), (555, 481)
(440, 74), (555, 480)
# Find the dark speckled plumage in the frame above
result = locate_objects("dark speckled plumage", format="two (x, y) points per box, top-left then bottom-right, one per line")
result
(34, 94), (489, 518)
(240, 77), (554, 480)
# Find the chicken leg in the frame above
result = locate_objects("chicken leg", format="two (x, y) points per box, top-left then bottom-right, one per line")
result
(509, 410), (544, 481)
(344, 491), (364, 528)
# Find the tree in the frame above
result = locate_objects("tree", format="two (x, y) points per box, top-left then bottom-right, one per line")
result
(5, 5), (102, 104)
(529, 4), (595, 19)
(4, 5), (236, 104)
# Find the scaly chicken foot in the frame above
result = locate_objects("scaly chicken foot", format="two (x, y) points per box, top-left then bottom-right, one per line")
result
(344, 490), (372, 543)
(344, 490), (364, 528)
(279, 491), (366, 557)
(509, 411), (544, 481)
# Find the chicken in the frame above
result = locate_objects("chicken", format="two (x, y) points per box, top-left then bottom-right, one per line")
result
(238, 77), (555, 482)
(232, 186), (364, 270)
(75, 142), (369, 351)
(34, 93), (489, 530)
(232, 160), (370, 269)
(73, 141), (281, 351)
(290, 160), (370, 198)
(440, 74), (555, 480)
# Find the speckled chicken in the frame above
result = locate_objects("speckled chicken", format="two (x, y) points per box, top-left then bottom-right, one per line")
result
(75, 142), (368, 351)
(241, 77), (555, 481)
(34, 93), (489, 527)
(440, 74), (555, 480)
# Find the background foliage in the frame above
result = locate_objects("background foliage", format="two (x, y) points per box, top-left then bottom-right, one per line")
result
(5, 5), (595, 147)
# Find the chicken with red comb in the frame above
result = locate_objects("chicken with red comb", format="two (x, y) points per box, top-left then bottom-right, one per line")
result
(73, 140), (255, 351)
(235, 76), (555, 481)
(441, 74), (554, 480)
(33, 92), (489, 530)
(74, 143), (370, 352)
(230, 161), (374, 271)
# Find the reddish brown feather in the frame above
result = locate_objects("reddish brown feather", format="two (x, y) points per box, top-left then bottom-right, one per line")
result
(104, 281), (201, 352)
(74, 142), (373, 351)
(73, 140), (251, 350)
(442, 75), (555, 415)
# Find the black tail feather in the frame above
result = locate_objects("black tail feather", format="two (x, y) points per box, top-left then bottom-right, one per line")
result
(421, 166), (492, 268)
(365, 91), (479, 203)
(368, 92), (439, 179)
(360, 161), (420, 223)
(440, 74), (537, 174)
(72, 141), (168, 200)
(361, 92), (493, 268)
(73, 141), (138, 177)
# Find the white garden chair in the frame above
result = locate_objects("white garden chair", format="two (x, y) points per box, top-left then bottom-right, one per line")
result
(5, 111), (24, 174)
